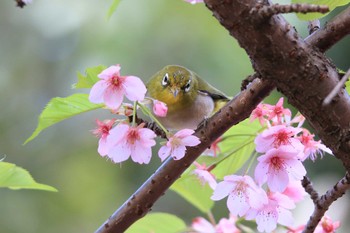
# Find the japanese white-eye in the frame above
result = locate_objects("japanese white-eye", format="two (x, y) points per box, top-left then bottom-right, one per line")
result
(147, 65), (230, 130)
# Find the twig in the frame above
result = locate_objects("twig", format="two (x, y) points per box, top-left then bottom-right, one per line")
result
(306, 6), (350, 53)
(323, 68), (350, 105)
(95, 78), (274, 233)
(95, 2), (350, 232)
(308, 20), (320, 35)
(250, 3), (329, 18)
(15, 0), (28, 8)
(241, 73), (261, 91)
(302, 176), (319, 204)
(303, 172), (350, 233)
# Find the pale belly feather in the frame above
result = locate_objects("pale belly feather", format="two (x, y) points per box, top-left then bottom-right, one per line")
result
(158, 94), (214, 130)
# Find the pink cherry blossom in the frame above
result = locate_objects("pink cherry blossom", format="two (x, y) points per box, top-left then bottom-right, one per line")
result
(191, 215), (241, 233)
(153, 100), (168, 117)
(282, 180), (306, 203)
(185, 0), (204, 4)
(255, 146), (306, 192)
(107, 123), (156, 164)
(193, 162), (217, 190)
(158, 129), (200, 161)
(202, 137), (222, 157)
(211, 175), (268, 217)
(288, 216), (340, 233)
(255, 124), (304, 154)
(250, 103), (269, 126)
(266, 97), (292, 124)
(216, 215), (241, 233)
(89, 64), (147, 110)
(297, 129), (332, 161)
(287, 225), (305, 233)
(191, 217), (216, 233)
(246, 192), (295, 233)
(315, 216), (340, 233)
(92, 119), (116, 156)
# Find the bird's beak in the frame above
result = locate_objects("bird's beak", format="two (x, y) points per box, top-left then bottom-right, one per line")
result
(171, 88), (179, 97)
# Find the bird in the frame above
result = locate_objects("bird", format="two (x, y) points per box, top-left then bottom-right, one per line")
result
(146, 65), (230, 130)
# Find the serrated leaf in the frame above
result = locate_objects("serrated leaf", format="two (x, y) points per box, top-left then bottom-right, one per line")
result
(170, 169), (214, 213)
(73, 65), (106, 89)
(126, 213), (186, 233)
(198, 119), (261, 179)
(292, 0), (350, 20)
(24, 93), (103, 144)
(0, 162), (57, 191)
(106, 0), (121, 20)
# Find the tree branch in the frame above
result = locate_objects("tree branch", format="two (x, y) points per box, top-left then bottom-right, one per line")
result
(95, 79), (274, 233)
(305, 6), (350, 53)
(205, 0), (350, 171)
(250, 3), (329, 19)
(95, 2), (350, 233)
(303, 172), (350, 233)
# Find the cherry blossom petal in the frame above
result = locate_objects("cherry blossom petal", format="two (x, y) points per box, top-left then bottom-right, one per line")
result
(158, 145), (171, 162)
(131, 143), (152, 164)
(268, 168), (289, 192)
(103, 85), (124, 110)
(89, 80), (108, 103)
(172, 145), (187, 160)
(123, 76), (147, 101)
(211, 181), (234, 200)
(107, 124), (129, 146)
(98, 65), (121, 80)
(174, 129), (195, 138)
(108, 144), (130, 163)
(181, 135), (201, 146)
(98, 137), (109, 156)
(227, 193), (250, 217)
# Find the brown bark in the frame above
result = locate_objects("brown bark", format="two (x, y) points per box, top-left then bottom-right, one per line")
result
(95, 2), (350, 233)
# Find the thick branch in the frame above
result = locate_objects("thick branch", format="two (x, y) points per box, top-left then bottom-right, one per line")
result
(95, 3), (350, 233)
(205, 0), (350, 171)
(95, 79), (274, 233)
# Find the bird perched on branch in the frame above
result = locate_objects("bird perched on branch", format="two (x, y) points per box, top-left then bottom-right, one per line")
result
(147, 65), (229, 130)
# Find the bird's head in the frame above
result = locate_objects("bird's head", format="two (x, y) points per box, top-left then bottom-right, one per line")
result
(147, 65), (198, 111)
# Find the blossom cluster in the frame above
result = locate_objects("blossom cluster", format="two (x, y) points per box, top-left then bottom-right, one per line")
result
(89, 64), (200, 164)
(191, 98), (334, 232)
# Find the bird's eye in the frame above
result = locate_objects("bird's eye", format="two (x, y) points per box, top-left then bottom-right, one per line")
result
(184, 79), (191, 92)
(162, 73), (169, 87)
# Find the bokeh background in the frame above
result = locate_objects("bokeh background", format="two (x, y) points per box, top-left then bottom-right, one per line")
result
(1, 0), (349, 232)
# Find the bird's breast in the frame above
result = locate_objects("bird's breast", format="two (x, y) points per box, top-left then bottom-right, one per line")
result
(157, 93), (214, 130)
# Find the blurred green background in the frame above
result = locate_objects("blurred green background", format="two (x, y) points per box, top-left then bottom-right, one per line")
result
(1, 0), (349, 232)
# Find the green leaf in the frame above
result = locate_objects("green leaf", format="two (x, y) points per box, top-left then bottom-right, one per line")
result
(73, 65), (106, 89)
(198, 119), (261, 179)
(170, 168), (214, 213)
(24, 93), (103, 144)
(0, 162), (57, 191)
(106, 0), (121, 20)
(126, 212), (186, 233)
(292, 0), (350, 20)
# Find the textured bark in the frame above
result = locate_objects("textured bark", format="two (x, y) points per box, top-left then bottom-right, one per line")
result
(96, 79), (274, 233)
(95, 2), (350, 233)
(205, 0), (350, 170)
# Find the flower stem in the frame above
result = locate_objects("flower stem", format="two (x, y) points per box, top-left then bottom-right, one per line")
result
(132, 101), (137, 126)
(244, 150), (259, 175)
(137, 102), (169, 137)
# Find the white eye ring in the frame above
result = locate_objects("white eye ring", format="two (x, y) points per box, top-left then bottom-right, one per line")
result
(162, 73), (169, 86)
(184, 79), (191, 92)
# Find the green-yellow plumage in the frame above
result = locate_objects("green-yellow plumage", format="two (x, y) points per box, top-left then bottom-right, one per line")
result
(147, 65), (230, 130)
